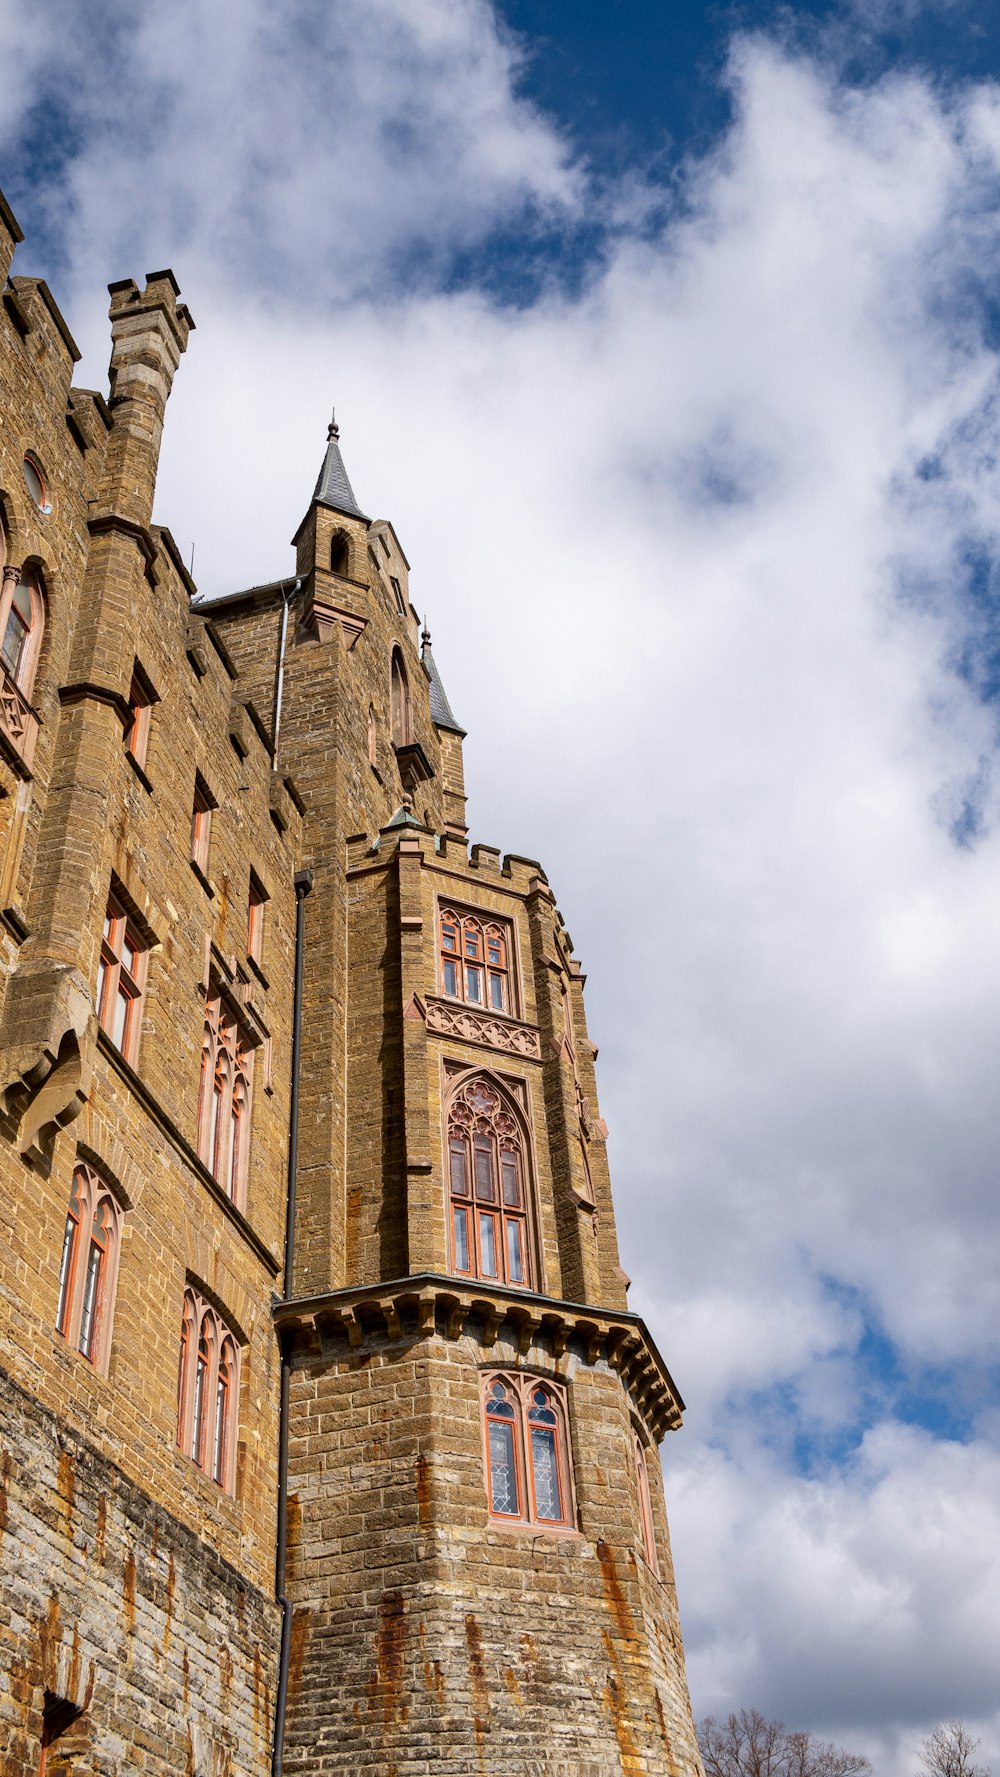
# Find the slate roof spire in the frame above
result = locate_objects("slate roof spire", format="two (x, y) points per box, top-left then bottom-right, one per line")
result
(421, 619), (465, 734)
(313, 408), (368, 521)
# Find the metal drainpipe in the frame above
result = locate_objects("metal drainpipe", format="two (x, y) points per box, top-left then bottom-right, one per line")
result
(271, 864), (313, 1777)
(272, 578), (301, 761)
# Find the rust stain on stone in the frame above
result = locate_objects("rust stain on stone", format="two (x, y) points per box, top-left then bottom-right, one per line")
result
(287, 1607), (311, 1701)
(418, 1625), (446, 1710)
(94, 1494), (107, 1565)
(122, 1548), (136, 1632)
(163, 1553), (176, 1654)
(182, 1648), (190, 1713)
(415, 1453), (432, 1526)
(501, 1665), (524, 1708)
(596, 1538), (635, 1642)
(286, 1490), (302, 1568)
(219, 1642), (234, 1713)
(0, 1449), (10, 1537)
(40, 1591), (62, 1686)
(56, 1448), (74, 1539)
(600, 1628), (643, 1773)
(464, 1613), (490, 1773)
(368, 1589), (408, 1729)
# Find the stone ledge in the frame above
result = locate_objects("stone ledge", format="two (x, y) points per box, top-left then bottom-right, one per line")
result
(273, 1272), (684, 1441)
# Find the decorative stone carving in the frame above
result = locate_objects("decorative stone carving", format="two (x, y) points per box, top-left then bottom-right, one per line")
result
(0, 664), (38, 772)
(424, 995), (541, 1059)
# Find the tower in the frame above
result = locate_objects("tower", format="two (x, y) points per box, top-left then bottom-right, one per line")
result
(0, 192), (704, 1777)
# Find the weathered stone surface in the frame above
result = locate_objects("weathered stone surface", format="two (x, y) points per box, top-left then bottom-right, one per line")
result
(0, 186), (704, 1777)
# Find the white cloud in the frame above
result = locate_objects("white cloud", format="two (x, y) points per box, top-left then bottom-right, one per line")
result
(5, 6), (1000, 1759)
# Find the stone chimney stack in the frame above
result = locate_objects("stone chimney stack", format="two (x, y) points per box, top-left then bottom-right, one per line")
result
(100, 272), (194, 528)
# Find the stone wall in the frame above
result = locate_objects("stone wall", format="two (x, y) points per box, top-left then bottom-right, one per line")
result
(0, 1365), (280, 1777)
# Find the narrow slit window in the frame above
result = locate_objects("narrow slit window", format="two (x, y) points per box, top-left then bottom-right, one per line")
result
(97, 894), (148, 1065)
(247, 874), (267, 964)
(124, 667), (153, 770)
(190, 776), (214, 876)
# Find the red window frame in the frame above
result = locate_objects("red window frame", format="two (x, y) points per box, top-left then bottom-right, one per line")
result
(176, 1286), (240, 1492)
(54, 1162), (122, 1374)
(481, 1371), (574, 1531)
(96, 894), (147, 1063)
(447, 1077), (530, 1288)
(439, 906), (513, 1014)
(197, 994), (254, 1208)
(0, 564), (44, 698)
(124, 667), (153, 769)
(190, 775), (214, 875)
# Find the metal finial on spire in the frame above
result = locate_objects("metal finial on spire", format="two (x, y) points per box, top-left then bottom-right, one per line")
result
(421, 615), (431, 650)
(327, 407), (340, 441)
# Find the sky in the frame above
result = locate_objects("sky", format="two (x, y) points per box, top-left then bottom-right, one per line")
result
(3, 0), (1000, 1768)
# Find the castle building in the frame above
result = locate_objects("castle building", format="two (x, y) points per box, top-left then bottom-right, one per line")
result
(0, 186), (704, 1777)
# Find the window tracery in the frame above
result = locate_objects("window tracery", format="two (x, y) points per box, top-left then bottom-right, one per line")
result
(55, 1162), (122, 1373)
(482, 1372), (573, 1529)
(439, 907), (512, 1014)
(448, 1077), (530, 1287)
(197, 996), (253, 1208)
(176, 1287), (239, 1491)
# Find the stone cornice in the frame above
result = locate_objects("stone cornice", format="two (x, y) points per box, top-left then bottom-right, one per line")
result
(273, 1272), (684, 1441)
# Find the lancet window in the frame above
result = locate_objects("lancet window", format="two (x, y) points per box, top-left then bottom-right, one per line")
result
(448, 1076), (530, 1287)
(439, 907), (512, 1014)
(197, 996), (253, 1208)
(55, 1162), (122, 1374)
(634, 1431), (660, 1575)
(176, 1288), (239, 1491)
(390, 648), (411, 747)
(482, 1372), (573, 1530)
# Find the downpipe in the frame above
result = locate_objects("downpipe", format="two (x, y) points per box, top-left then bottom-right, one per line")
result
(271, 864), (312, 1777)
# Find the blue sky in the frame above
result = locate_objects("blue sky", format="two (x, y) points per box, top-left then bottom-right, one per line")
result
(4, 0), (1000, 1766)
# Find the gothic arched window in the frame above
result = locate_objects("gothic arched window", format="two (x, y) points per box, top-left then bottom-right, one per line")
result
(331, 531), (350, 576)
(439, 906), (512, 1014)
(482, 1372), (573, 1529)
(176, 1287), (240, 1492)
(0, 565), (44, 698)
(448, 1076), (530, 1287)
(55, 1163), (122, 1374)
(390, 648), (411, 747)
(197, 996), (254, 1208)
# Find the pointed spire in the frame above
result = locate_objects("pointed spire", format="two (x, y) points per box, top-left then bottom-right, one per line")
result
(313, 407), (368, 521)
(421, 618), (465, 734)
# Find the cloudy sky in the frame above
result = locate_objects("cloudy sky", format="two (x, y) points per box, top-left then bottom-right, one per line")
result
(5, 0), (1000, 1767)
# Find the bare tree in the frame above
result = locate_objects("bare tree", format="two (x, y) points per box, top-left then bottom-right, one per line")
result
(919, 1724), (991, 1777)
(698, 1713), (872, 1777)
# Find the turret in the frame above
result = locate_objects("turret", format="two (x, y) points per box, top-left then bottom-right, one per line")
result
(99, 272), (194, 528)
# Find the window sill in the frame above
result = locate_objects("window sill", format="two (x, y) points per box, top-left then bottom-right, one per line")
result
(125, 749), (153, 794)
(487, 1518), (584, 1542)
(246, 952), (269, 991)
(189, 857), (215, 897)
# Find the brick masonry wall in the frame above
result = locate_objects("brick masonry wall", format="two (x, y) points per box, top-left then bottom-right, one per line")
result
(282, 1319), (703, 1777)
(0, 1364), (280, 1777)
